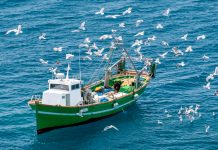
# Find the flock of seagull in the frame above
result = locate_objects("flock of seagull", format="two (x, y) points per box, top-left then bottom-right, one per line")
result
(5, 6), (217, 134)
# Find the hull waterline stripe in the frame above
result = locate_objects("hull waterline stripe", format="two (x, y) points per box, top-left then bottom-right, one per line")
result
(37, 99), (135, 116)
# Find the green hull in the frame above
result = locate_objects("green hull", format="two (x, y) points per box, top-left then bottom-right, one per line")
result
(30, 84), (147, 134)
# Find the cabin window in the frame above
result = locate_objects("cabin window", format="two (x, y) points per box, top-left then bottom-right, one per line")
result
(50, 84), (69, 91)
(71, 84), (80, 90)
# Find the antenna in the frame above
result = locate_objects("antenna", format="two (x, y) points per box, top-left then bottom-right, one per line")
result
(79, 48), (82, 80)
(66, 62), (71, 80)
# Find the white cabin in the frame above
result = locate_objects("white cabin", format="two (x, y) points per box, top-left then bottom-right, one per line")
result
(42, 78), (83, 106)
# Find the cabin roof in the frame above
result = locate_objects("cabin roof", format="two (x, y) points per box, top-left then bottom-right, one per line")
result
(48, 78), (81, 85)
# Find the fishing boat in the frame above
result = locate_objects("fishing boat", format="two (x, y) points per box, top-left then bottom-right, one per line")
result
(28, 40), (157, 134)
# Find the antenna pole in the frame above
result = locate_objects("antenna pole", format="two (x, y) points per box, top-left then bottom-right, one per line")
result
(66, 62), (70, 80)
(79, 48), (82, 80)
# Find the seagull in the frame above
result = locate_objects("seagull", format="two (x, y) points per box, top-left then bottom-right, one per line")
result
(157, 120), (163, 125)
(90, 42), (98, 50)
(6, 25), (23, 35)
(115, 36), (123, 42)
(71, 29), (80, 33)
(136, 19), (143, 27)
(94, 48), (104, 56)
(156, 23), (163, 29)
(206, 74), (214, 82)
(103, 125), (119, 132)
(172, 47), (183, 56)
(39, 59), (48, 64)
(203, 82), (211, 90)
(79, 21), (86, 31)
(38, 33), (46, 40)
(53, 47), (63, 52)
(164, 109), (168, 114)
(85, 49), (93, 55)
(122, 7), (132, 15)
(111, 29), (117, 33)
(163, 8), (170, 16)
(213, 66), (218, 76)
(181, 34), (188, 41)
(134, 31), (144, 37)
(202, 55), (209, 61)
(82, 56), (92, 61)
(99, 34), (112, 40)
(105, 15), (120, 19)
(179, 115), (183, 123)
(197, 34), (206, 40)
(155, 58), (161, 64)
(49, 67), (57, 75)
(166, 113), (172, 118)
(119, 22), (125, 28)
(212, 112), (216, 117)
(66, 54), (74, 60)
(131, 40), (143, 47)
(159, 52), (168, 58)
(95, 8), (104, 15)
(102, 54), (109, 60)
(84, 37), (91, 44)
(185, 46), (193, 53)
(147, 35), (156, 41)
(205, 125), (210, 134)
(161, 41), (169, 47)
(79, 43), (89, 48)
(177, 61), (185, 68)
(134, 46), (141, 53)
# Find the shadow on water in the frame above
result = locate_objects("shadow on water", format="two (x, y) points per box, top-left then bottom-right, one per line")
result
(32, 103), (143, 149)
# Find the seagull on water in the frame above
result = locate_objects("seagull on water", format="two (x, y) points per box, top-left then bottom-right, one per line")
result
(6, 25), (23, 35)
(157, 120), (163, 125)
(185, 46), (193, 53)
(134, 31), (144, 37)
(197, 34), (206, 40)
(53, 47), (63, 52)
(203, 82), (211, 90)
(105, 15), (120, 19)
(99, 34), (112, 40)
(39, 33), (46, 40)
(202, 55), (209, 61)
(155, 58), (161, 64)
(131, 40), (143, 47)
(122, 7), (132, 15)
(102, 54), (109, 60)
(177, 61), (185, 68)
(94, 48), (104, 56)
(156, 23), (163, 29)
(84, 37), (91, 44)
(161, 41), (169, 47)
(82, 56), (92, 61)
(172, 47), (183, 56)
(39, 59), (48, 64)
(205, 125), (210, 134)
(79, 21), (86, 31)
(66, 54), (74, 60)
(214, 90), (218, 96)
(181, 34), (188, 41)
(95, 8), (105, 15)
(103, 125), (119, 132)
(163, 8), (170, 16)
(119, 22), (125, 28)
(136, 19), (143, 27)
(206, 74), (214, 82)
(147, 35), (156, 41)
(159, 52), (168, 58)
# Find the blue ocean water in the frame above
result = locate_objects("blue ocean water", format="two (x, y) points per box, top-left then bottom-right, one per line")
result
(0, 0), (218, 149)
